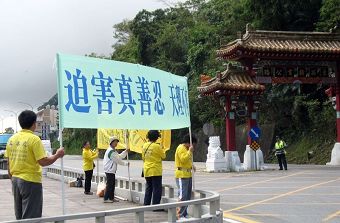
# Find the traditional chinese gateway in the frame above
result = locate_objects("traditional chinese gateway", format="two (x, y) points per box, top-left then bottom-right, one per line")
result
(198, 24), (340, 170)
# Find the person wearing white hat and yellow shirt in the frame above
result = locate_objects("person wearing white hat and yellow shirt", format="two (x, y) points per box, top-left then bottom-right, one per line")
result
(103, 136), (129, 203)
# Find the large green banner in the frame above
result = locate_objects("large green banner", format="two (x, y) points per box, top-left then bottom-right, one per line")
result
(57, 54), (190, 130)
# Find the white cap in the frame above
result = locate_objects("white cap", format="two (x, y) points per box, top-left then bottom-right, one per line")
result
(109, 136), (119, 145)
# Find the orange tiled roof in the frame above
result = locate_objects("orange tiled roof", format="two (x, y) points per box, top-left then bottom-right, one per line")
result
(197, 64), (265, 96)
(217, 24), (340, 60)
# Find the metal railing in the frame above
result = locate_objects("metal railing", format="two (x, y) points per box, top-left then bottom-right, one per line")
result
(3, 166), (222, 223)
(0, 158), (8, 170)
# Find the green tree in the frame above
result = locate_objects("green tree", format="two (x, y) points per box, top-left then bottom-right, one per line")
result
(245, 0), (322, 31)
(111, 20), (139, 63)
(64, 0), (338, 163)
(5, 127), (14, 134)
(316, 0), (340, 31)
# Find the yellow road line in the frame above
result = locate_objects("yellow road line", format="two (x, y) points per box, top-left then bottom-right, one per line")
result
(221, 202), (340, 206)
(222, 202), (340, 205)
(222, 193), (340, 196)
(217, 171), (306, 192)
(223, 213), (261, 223)
(224, 177), (340, 213)
(323, 210), (340, 222)
(236, 214), (280, 217)
(222, 194), (281, 196)
(229, 186), (301, 189)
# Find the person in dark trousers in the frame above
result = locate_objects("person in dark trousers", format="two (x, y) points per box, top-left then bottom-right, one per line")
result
(142, 130), (166, 211)
(175, 134), (197, 219)
(274, 136), (288, 170)
(103, 136), (129, 203)
(82, 141), (98, 195)
(5, 110), (65, 220)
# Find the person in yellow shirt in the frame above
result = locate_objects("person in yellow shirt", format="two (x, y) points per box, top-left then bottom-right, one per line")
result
(175, 134), (197, 219)
(142, 130), (166, 209)
(5, 110), (64, 220)
(82, 141), (98, 195)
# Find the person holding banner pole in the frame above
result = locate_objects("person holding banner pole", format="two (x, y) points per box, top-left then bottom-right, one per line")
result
(82, 141), (98, 195)
(142, 130), (166, 210)
(189, 127), (195, 192)
(5, 110), (65, 219)
(59, 130), (66, 215)
(103, 136), (129, 203)
(124, 130), (133, 201)
(175, 134), (197, 219)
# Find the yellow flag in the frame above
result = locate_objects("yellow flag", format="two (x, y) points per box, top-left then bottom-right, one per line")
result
(97, 129), (171, 153)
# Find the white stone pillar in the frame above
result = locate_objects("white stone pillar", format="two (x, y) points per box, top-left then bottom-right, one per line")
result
(243, 145), (264, 171)
(225, 151), (243, 172)
(327, 143), (340, 165)
(205, 136), (228, 172)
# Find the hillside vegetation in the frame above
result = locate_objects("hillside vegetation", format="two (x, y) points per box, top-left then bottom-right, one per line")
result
(47, 0), (339, 164)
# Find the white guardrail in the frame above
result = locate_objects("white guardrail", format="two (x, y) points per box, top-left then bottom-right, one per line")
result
(3, 166), (222, 223)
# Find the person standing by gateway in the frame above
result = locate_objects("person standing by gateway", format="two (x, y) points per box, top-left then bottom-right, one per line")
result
(142, 130), (166, 208)
(5, 110), (65, 220)
(274, 136), (288, 170)
(82, 141), (98, 195)
(103, 136), (129, 203)
(175, 134), (197, 219)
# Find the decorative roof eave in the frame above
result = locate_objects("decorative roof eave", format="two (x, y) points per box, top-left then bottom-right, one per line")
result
(219, 49), (340, 61)
(198, 87), (265, 97)
(197, 64), (265, 97)
(217, 24), (340, 60)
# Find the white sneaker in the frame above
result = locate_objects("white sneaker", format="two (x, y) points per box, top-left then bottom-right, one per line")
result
(178, 216), (188, 221)
(103, 200), (113, 203)
(179, 215), (193, 221)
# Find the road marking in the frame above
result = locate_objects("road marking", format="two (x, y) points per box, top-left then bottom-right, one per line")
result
(221, 193), (340, 196)
(217, 171), (306, 192)
(252, 202), (340, 205)
(221, 193), (281, 196)
(221, 202), (340, 206)
(224, 177), (340, 213)
(195, 175), (234, 184)
(236, 214), (280, 217)
(223, 213), (261, 223)
(223, 218), (242, 223)
(224, 186), (301, 189)
(323, 210), (340, 222)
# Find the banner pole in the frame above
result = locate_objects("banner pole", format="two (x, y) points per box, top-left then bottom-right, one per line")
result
(189, 126), (195, 191)
(59, 128), (66, 215)
(97, 153), (99, 184)
(125, 130), (132, 201)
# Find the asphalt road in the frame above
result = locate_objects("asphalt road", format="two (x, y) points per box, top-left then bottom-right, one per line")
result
(61, 155), (340, 223)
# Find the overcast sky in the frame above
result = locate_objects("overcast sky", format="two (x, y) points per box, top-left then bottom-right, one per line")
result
(0, 0), (182, 132)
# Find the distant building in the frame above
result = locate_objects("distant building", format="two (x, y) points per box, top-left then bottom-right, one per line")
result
(35, 105), (58, 139)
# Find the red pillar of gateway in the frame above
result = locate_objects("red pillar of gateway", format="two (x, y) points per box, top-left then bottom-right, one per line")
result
(244, 61), (257, 144)
(336, 61), (340, 142)
(247, 96), (257, 145)
(225, 95), (236, 151)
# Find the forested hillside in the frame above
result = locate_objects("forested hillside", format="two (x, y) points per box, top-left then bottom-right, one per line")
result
(48, 0), (339, 164)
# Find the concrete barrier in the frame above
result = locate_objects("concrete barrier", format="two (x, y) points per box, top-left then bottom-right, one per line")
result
(3, 165), (222, 223)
